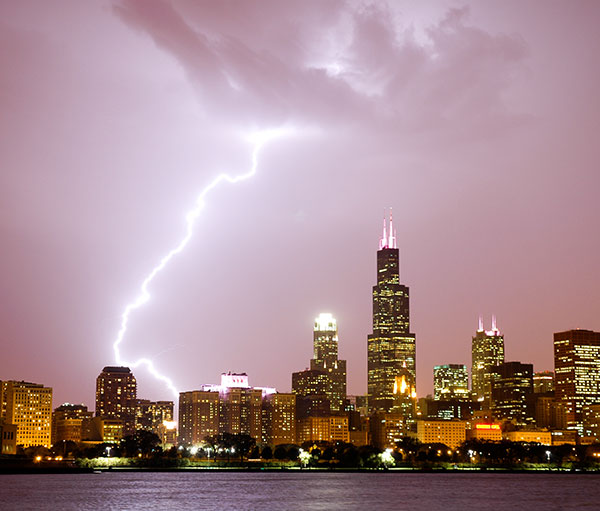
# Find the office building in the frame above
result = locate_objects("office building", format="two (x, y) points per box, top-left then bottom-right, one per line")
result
(136, 400), (174, 432)
(533, 371), (554, 394)
(434, 364), (469, 401)
(309, 313), (347, 412)
(2, 381), (52, 448)
(491, 361), (534, 424)
(95, 366), (137, 436)
(367, 211), (416, 418)
(554, 329), (600, 434)
(471, 316), (505, 404)
(296, 415), (349, 444)
(416, 419), (467, 449)
(52, 403), (93, 445)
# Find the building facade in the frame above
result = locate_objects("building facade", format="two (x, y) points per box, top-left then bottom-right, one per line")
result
(2, 381), (52, 448)
(491, 361), (534, 424)
(262, 393), (296, 445)
(178, 391), (220, 446)
(367, 211), (416, 418)
(471, 317), (505, 404)
(309, 313), (347, 412)
(95, 366), (137, 436)
(416, 419), (467, 449)
(554, 329), (600, 434)
(52, 403), (93, 445)
(433, 364), (469, 401)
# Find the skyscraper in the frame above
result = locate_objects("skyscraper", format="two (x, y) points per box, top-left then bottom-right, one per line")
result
(433, 364), (469, 401)
(309, 313), (347, 412)
(471, 316), (505, 404)
(491, 361), (534, 424)
(95, 366), (137, 436)
(554, 329), (600, 434)
(367, 211), (416, 418)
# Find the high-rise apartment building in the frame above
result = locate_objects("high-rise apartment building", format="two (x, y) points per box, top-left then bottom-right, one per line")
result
(491, 361), (534, 424)
(309, 313), (347, 412)
(2, 381), (52, 448)
(95, 366), (137, 436)
(471, 317), (505, 404)
(433, 364), (469, 401)
(178, 390), (220, 446)
(261, 392), (296, 445)
(179, 373), (291, 447)
(367, 211), (416, 418)
(554, 329), (600, 434)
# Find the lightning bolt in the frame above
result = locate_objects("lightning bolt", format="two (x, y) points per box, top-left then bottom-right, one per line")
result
(113, 128), (289, 400)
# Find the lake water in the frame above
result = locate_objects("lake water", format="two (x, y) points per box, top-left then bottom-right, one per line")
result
(1, 471), (599, 510)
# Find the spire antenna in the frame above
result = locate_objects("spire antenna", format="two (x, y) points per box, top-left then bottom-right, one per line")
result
(478, 315), (483, 332)
(379, 211), (388, 250)
(388, 208), (397, 249)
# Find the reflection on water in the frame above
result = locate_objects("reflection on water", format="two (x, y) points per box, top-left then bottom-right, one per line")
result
(0, 471), (599, 511)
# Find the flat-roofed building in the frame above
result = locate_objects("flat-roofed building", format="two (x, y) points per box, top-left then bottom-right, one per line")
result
(491, 361), (534, 424)
(262, 393), (296, 445)
(2, 381), (52, 448)
(504, 430), (551, 445)
(416, 419), (467, 449)
(95, 366), (137, 436)
(297, 416), (349, 444)
(52, 403), (93, 445)
(533, 371), (554, 394)
(0, 421), (17, 455)
(467, 423), (502, 442)
(178, 391), (219, 446)
(554, 329), (600, 434)
(434, 364), (469, 401)
(370, 412), (405, 449)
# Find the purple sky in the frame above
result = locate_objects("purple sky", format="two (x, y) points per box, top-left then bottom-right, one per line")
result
(1, 0), (599, 409)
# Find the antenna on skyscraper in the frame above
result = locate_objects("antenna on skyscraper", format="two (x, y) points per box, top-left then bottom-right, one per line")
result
(388, 208), (397, 249)
(492, 314), (497, 332)
(478, 315), (483, 332)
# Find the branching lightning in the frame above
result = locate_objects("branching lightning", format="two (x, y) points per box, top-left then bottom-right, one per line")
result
(112, 128), (289, 400)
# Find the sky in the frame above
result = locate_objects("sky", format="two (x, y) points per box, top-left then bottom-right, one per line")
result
(1, 0), (599, 409)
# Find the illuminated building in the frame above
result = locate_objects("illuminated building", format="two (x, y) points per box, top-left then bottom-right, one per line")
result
(52, 403), (93, 445)
(416, 419), (467, 449)
(554, 329), (600, 434)
(2, 381), (52, 448)
(296, 415), (349, 444)
(420, 396), (476, 421)
(309, 313), (347, 412)
(95, 366), (137, 436)
(136, 400), (173, 431)
(533, 371), (554, 394)
(82, 417), (123, 444)
(370, 412), (405, 449)
(367, 211), (416, 418)
(491, 361), (534, 424)
(471, 316), (504, 404)
(467, 423), (502, 442)
(433, 364), (469, 401)
(292, 369), (331, 418)
(535, 396), (566, 429)
(262, 393), (296, 445)
(1, 421), (17, 455)
(583, 404), (600, 440)
(179, 373), (276, 446)
(178, 391), (220, 446)
(503, 430), (552, 445)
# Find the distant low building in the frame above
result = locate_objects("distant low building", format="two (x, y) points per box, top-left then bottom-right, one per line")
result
(0, 421), (17, 455)
(416, 419), (466, 449)
(52, 403), (93, 445)
(503, 430), (551, 445)
(296, 415), (349, 444)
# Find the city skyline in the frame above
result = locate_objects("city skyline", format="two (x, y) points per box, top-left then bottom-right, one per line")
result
(1, 1), (599, 409)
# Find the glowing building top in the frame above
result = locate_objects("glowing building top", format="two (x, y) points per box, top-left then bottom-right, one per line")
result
(379, 209), (397, 250)
(314, 313), (337, 332)
(477, 315), (501, 336)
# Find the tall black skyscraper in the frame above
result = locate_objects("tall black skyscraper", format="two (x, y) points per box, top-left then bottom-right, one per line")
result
(367, 211), (416, 418)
